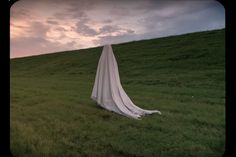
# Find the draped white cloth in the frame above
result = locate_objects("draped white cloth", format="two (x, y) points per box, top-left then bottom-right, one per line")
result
(91, 45), (161, 119)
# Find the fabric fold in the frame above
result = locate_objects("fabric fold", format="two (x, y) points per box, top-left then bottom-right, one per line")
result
(91, 44), (161, 119)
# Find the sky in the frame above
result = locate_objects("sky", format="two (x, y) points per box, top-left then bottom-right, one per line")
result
(10, 0), (225, 58)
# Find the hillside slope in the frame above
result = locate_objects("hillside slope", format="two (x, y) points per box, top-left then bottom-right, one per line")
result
(10, 29), (225, 157)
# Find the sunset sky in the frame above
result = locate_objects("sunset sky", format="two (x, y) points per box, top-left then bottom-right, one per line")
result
(10, 0), (225, 58)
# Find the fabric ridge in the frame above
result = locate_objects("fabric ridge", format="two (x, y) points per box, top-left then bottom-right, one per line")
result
(91, 44), (161, 119)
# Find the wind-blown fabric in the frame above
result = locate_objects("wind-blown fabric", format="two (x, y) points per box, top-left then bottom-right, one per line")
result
(91, 45), (161, 119)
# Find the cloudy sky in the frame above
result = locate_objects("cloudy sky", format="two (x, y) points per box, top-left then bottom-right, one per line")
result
(10, 0), (225, 58)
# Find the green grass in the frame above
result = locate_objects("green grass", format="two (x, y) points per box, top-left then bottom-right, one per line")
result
(10, 29), (225, 157)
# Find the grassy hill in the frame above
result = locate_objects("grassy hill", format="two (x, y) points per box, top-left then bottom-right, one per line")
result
(10, 29), (225, 157)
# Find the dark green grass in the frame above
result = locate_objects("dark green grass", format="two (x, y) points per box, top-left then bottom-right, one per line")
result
(10, 29), (225, 157)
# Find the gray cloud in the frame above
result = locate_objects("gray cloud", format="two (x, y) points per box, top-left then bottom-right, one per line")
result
(53, 12), (74, 20)
(66, 0), (96, 13)
(53, 1), (94, 20)
(75, 21), (99, 36)
(93, 34), (135, 46)
(103, 19), (113, 23)
(55, 27), (67, 32)
(29, 21), (49, 37)
(135, 1), (225, 40)
(47, 20), (59, 25)
(99, 25), (121, 34)
(10, 0), (225, 58)
(93, 28), (136, 45)
(99, 25), (135, 35)
(74, 23), (135, 37)
(135, 0), (210, 11)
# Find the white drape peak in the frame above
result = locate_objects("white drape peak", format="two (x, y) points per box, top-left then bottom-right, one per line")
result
(91, 45), (161, 119)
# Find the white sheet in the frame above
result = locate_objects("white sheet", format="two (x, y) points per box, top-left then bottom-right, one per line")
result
(91, 45), (161, 119)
